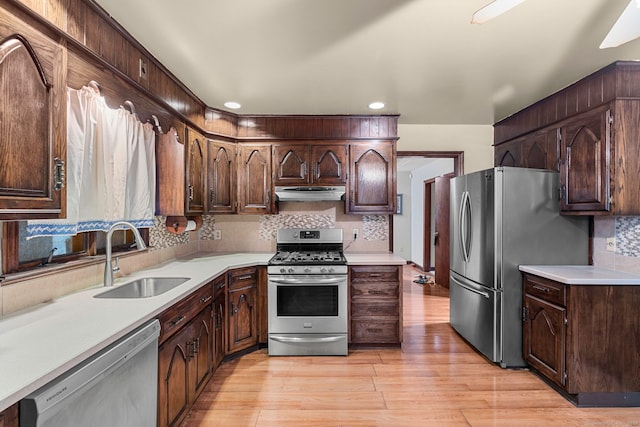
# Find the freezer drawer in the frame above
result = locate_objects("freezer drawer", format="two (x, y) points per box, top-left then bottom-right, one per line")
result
(449, 272), (500, 363)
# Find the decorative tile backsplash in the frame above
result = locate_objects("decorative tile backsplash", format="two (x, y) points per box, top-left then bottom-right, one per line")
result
(614, 217), (640, 257)
(362, 215), (389, 240)
(259, 214), (336, 240)
(149, 216), (190, 249)
(199, 215), (217, 240)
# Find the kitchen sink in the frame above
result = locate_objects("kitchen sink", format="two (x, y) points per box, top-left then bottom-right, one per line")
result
(94, 277), (190, 299)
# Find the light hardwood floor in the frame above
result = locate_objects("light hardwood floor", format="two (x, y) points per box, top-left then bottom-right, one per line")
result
(182, 265), (640, 426)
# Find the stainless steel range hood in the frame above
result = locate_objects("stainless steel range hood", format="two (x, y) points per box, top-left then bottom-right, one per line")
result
(275, 186), (346, 202)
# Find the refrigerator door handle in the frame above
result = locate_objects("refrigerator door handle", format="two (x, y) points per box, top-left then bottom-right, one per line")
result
(459, 191), (472, 262)
(450, 275), (490, 299)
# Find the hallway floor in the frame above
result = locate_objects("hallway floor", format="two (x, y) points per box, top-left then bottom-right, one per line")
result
(182, 265), (640, 426)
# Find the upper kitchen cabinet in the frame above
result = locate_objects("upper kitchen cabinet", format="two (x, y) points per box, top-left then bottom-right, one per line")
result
(237, 143), (273, 214)
(185, 127), (205, 214)
(156, 126), (185, 217)
(347, 141), (396, 214)
(494, 61), (640, 215)
(272, 142), (348, 186)
(0, 32), (66, 220)
(206, 139), (236, 214)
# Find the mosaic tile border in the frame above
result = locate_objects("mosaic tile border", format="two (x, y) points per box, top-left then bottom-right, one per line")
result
(362, 215), (389, 240)
(199, 215), (217, 240)
(259, 214), (336, 240)
(615, 217), (640, 257)
(149, 216), (190, 249)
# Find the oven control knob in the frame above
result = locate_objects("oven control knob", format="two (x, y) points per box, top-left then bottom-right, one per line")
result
(304, 267), (311, 273)
(329, 267), (335, 273)
(280, 268), (286, 273)
(320, 267), (327, 273)
(288, 267), (295, 273)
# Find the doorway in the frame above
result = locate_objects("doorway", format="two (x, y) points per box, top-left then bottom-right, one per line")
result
(393, 151), (463, 287)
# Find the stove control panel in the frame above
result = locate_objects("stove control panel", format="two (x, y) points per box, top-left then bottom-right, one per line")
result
(267, 265), (348, 275)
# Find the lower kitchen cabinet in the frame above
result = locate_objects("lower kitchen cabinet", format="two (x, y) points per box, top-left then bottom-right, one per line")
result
(0, 404), (18, 427)
(349, 265), (403, 345)
(157, 283), (214, 427)
(212, 275), (227, 369)
(227, 267), (259, 353)
(522, 273), (640, 406)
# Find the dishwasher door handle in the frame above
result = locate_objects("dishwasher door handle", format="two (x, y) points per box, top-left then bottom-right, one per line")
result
(269, 335), (345, 344)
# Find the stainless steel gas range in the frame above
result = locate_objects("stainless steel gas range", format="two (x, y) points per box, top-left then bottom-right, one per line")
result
(267, 228), (348, 356)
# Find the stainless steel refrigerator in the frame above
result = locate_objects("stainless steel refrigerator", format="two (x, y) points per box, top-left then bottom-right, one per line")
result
(449, 167), (589, 368)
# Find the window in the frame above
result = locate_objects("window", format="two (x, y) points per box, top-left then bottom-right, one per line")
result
(1, 222), (148, 275)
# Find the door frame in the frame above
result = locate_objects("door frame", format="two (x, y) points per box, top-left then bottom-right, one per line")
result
(391, 151), (464, 265)
(423, 178), (434, 271)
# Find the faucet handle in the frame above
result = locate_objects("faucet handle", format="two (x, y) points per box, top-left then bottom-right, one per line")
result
(112, 257), (120, 273)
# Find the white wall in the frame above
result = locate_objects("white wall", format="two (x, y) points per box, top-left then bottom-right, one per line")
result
(397, 124), (494, 174)
(393, 171), (412, 261)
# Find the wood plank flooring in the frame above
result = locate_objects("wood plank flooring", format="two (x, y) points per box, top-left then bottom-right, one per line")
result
(182, 265), (640, 426)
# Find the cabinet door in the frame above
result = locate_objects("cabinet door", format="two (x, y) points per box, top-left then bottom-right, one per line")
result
(237, 144), (273, 214)
(494, 140), (522, 167)
(228, 285), (257, 353)
(206, 140), (236, 214)
(347, 141), (396, 214)
(311, 144), (348, 184)
(273, 144), (308, 185)
(190, 306), (213, 398)
(523, 294), (566, 387)
(522, 128), (559, 171)
(186, 128), (205, 214)
(0, 34), (66, 219)
(158, 326), (191, 427)
(559, 107), (610, 213)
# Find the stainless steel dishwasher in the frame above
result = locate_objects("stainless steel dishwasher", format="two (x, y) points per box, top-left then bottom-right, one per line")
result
(20, 319), (160, 427)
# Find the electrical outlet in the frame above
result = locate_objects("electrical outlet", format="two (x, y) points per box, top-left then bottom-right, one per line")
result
(214, 230), (222, 240)
(353, 229), (359, 240)
(606, 237), (616, 252)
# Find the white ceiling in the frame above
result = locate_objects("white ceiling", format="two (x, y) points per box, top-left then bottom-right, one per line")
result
(94, 0), (640, 125)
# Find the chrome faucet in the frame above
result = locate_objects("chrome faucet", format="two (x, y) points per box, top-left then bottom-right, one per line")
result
(103, 221), (147, 287)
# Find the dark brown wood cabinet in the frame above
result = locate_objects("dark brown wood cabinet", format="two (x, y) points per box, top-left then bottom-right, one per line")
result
(272, 142), (348, 186)
(558, 106), (611, 213)
(494, 62), (640, 215)
(185, 128), (205, 214)
(347, 141), (396, 214)
(227, 266), (258, 353)
(237, 143), (273, 214)
(157, 283), (214, 427)
(522, 273), (640, 406)
(0, 32), (66, 220)
(349, 265), (403, 345)
(156, 127), (186, 216)
(206, 139), (236, 214)
(0, 404), (18, 427)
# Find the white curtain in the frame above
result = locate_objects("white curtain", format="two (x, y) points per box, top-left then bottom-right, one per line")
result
(27, 86), (156, 238)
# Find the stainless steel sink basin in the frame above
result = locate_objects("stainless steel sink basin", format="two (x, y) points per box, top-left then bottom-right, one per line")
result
(94, 277), (190, 298)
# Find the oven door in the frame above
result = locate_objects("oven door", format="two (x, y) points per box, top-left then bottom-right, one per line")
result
(268, 274), (348, 334)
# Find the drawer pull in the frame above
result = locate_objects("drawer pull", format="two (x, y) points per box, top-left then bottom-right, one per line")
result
(216, 282), (226, 290)
(368, 273), (382, 277)
(236, 274), (253, 281)
(532, 285), (550, 293)
(200, 295), (213, 304)
(368, 290), (384, 295)
(169, 315), (185, 328)
(367, 328), (383, 333)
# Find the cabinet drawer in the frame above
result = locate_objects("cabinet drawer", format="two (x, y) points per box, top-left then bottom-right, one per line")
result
(524, 274), (566, 306)
(350, 265), (400, 282)
(351, 320), (399, 343)
(351, 281), (399, 298)
(229, 266), (257, 290)
(158, 283), (214, 344)
(351, 300), (399, 317)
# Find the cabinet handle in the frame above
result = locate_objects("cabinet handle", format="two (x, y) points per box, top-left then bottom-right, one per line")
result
(200, 295), (213, 304)
(532, 285), (550, 293)
(368, 290), (384, 295)
(188, 185), (194, 201)
(216, 282), (226, 290)
(169, 315), (185, 328)
(53, 158), (65, 191)
(303, 163), (308, 177)
(236, 274), (253, 281)
(209, 189), (215, 204)
(193, 337), (200, 354)
(368, 273), (382, 277)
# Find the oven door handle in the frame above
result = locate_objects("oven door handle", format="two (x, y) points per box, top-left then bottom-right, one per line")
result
(269, 335), (345, 343)
(268, 277), (346, 285)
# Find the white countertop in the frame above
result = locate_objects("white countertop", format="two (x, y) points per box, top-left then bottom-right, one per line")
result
(345, 252), (406, 265)
(0, 252), (272, 412)
(519, 265), (640, 285)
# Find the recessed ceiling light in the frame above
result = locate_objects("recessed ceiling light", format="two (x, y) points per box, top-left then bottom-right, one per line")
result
(368, 102), (385, 110)
(224, 101), (241, 109)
